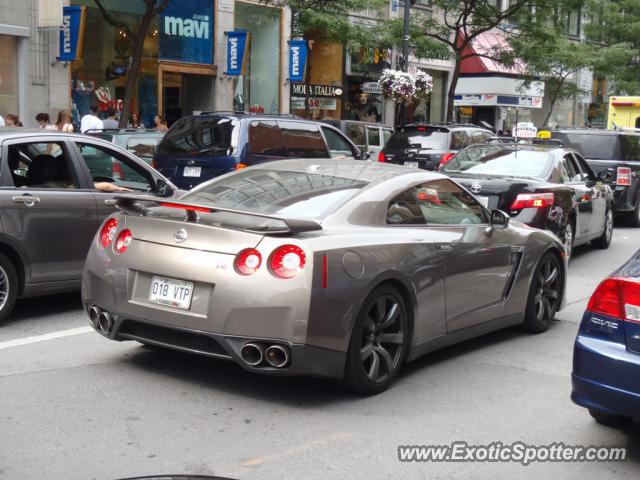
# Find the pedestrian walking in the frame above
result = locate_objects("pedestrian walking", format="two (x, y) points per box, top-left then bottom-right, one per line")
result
(128, 112), (145, 129)
(54, 110), (74, 132)
(35, 113), (56, 130)
(5, 114), (22, 127)
(103, 108), (119, 129)
(80, 104), (104, 133)
(153, 114), (168, 132)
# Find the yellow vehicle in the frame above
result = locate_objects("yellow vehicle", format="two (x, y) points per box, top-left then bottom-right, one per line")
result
(607, 96), (640, 129)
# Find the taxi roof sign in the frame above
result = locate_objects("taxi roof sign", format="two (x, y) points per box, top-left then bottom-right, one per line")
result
(538, 130), (551, 139)
(512, 122), (538, 138)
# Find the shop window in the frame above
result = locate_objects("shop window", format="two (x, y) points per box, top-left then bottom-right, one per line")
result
(248, 121), (286, 158)
(278, 121), (329, 158)
(347, 124), (367, 148)
(0, 35), (19, 117)
(566, 9), (581, 37)
(367, 127), (381, 148)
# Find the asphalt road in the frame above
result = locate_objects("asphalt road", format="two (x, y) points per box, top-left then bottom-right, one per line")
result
(2, 227), (640, 480)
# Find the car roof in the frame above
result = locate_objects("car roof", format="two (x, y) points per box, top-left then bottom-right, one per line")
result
(466, 142), (565, 154)
(0, 128), (96, 141)
(323, 119), (393, 128)
(248, 158), (445, 183)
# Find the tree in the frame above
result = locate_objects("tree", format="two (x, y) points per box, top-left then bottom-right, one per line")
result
(94, 0), (169, 128)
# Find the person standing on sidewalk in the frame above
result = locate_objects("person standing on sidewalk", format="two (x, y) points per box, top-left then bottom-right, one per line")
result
(36, 113), (57, 130)
(80, 104), (104, 133)
(54, 110), (74, 132)
(103, 108), (119, 129)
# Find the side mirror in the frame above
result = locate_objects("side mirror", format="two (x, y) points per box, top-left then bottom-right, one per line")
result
(358, 150), (371, 161)
(489, 209), (510, 230)
(156, 178), (174, 198)
(597, 170), (614, 184)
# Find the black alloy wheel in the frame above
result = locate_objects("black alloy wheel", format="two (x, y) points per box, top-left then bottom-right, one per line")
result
(344, 285), (408, 395)
(523, 252), (562, 333)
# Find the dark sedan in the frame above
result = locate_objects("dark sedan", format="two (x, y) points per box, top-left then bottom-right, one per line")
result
(441, 143), (614, 259)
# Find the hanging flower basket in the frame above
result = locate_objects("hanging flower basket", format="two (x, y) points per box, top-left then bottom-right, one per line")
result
(378, 68), (433, 104)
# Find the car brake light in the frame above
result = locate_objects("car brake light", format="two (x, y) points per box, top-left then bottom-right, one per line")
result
(160, 202), (212, 213)
(616, 167), (632, 186)
(269, 245), (306, 279)
(588, 277), (640, 322)
(439, 152), (455, 168)
(378, 151), (386, 162)
(114, 229), (132, 254)
(99, 218), (118, 248)
(112, 160), (124, 180)
(235, 248), (262, 275)
(416, 126), (427, 131)
(235, 163), (248, 170)
(510, 193), (554, 210)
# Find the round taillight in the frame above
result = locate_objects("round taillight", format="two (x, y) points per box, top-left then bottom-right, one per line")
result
(99, 218), (118, 248)
(235, 248), (262, 275)
(269, 245), (306, 279)
(114, 229), (132, 254)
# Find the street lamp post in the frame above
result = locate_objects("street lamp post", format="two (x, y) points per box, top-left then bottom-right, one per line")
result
(400, 0), (415, 126)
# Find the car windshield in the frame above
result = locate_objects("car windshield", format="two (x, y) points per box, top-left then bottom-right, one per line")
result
(184, 168), (368, 221)
(443, 146), (553, 178)
(560, 133), (619, 160)
(386, 128), (449, 150)
(157, 117), (235, 156)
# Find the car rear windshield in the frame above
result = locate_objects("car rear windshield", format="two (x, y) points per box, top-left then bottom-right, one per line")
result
(557, 133), (620, 160)
(184, 168), (368, 221)
(443, 146), (553, 178)
(126, 137), (160, 159)
(156, 117), (234, 156)
(386, 128), (449, 150)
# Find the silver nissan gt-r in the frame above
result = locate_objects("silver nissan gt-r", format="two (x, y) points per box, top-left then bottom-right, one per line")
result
(82, 159), (566, 394)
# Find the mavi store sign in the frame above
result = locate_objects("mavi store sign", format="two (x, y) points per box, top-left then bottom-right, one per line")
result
(160, 0), (214, 64)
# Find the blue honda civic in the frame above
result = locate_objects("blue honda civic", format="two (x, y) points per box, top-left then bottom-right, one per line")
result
(572, 249), (640, 426)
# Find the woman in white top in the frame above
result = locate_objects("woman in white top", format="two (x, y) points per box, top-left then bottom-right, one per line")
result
(54, 110), (74, 132)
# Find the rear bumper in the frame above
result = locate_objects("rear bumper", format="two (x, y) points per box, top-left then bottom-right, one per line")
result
(82, 302), (347, 379)
(571, 335), (640, 419)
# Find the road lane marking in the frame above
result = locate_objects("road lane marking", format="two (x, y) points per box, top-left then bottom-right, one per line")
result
(0, 326), (93, 350)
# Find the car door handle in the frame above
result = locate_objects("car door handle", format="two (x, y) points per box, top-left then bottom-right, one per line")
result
(12, 195), (40, 206)
(104, 199), (117, 206)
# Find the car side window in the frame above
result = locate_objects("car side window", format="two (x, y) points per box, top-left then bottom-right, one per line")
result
(450, 131), (468, 150)
(75, 142), (153, 192)
(367, 127), (381, 147)
(387, 179), (487, 225)
(383, 129), (393, 146)
(471, 131), (485, 145)
(277, 121), (329, 158)
(248, 120), (286, 158)
(7, 142), (79, 189)
(573, 153), (596, 182)
(321, 127), (355, 158)
(347, 124), (366, 148)
(562, 154), (582, 182)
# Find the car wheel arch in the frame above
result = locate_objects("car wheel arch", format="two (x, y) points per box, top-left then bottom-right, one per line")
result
(0, 241), (27, 296)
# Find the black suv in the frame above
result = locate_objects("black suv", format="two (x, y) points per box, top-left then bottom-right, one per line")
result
(154, 113), (365, 189)
(380, 123), (494, 170)
(550, 129), (640, 226)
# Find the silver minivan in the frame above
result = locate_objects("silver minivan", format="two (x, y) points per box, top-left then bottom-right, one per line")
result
(322, 120), (393, 161)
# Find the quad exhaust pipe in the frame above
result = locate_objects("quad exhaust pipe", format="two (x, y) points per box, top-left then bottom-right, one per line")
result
(88, 305), (114, 333)
(240, 343), (264, 366)
(265, 345), (290, 368)
(240, 343), (291, 368)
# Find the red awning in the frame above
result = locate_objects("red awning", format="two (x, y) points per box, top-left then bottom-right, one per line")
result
(459, 32), (526, 75)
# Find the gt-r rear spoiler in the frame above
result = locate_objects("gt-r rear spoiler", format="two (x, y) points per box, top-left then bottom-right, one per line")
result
(113, 195), (323, 235)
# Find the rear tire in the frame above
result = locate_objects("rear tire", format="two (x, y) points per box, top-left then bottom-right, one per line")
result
(523, 252), (562, 333)
(588, 408), (633, 428)
(591, 208), (613, 249)
(625, 199), (640, 227)
(561, 221), (574, 261)
(0, 253), (18, 324)
(343, 285), (409, 395)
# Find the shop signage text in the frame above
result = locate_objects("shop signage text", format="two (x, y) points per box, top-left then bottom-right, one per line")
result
(289, 39), (308, 83)
(291, 84), (343, 98)
(226, 31), (250, 76)
(159, 0), (214, 65)
(291, 97), (337, 111)
(454, 94), (543, 108)
(58, 6), (86, 62)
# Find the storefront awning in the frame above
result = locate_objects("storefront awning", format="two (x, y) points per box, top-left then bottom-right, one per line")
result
(459, 32), (526, 76)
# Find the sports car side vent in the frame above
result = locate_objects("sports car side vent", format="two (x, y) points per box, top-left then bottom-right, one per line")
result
(502, 248), (524, 301)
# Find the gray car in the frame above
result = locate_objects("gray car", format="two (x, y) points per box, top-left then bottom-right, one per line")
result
(82, 159), (566, 394)
(0, 128), (177, 322)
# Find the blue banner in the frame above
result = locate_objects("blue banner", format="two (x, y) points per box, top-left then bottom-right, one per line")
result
(288, 39), (308, 83)
(226, 31), (250, 76)
(59, 6), (85, 61)
(160, 0), (214, 65)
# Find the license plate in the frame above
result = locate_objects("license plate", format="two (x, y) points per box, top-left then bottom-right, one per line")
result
(149, 275), (194, 310)
(404, 161), (419, 168)
(183, 166), (202, 177)
(477, 195), (490, 208)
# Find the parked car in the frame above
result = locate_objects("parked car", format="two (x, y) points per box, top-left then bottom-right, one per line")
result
(572, 249), (640, 426)
(82, 159), (566, 395)
(322, 119), (393, 160)
(441, 143), (614, 259)
(380, 123), (494, 169)
(87, 129), (165, 166)
(549, 128), (640, 226)
(0, 128), (177, 322)
(154, 113), (366, 190)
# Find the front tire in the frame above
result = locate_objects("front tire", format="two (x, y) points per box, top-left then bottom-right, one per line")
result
(0, 253), (18, 324)
(591, 208), (613, 249)
(588, 408), (632, 428)
(523, 252), (562, 333)
(562, 221), (574, 261)
(343, 285), (408, 395)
